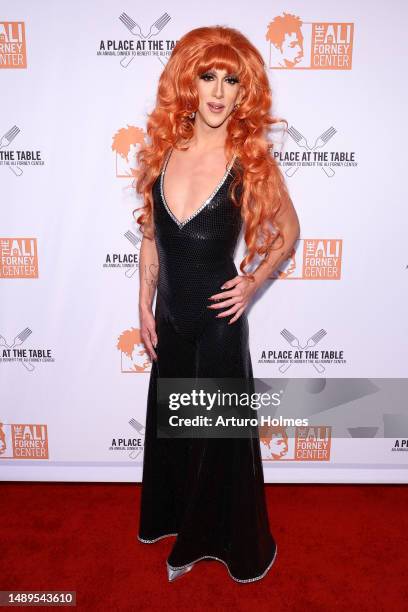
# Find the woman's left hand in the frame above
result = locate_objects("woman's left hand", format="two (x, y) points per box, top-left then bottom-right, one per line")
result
(207, 275), (258, 324)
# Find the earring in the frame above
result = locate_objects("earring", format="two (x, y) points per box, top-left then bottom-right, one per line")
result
(233, 103), (241, 111)
(188, 111), (196, 119)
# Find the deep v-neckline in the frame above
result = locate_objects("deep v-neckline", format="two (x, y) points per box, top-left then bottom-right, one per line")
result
(160, 147), (237, 229)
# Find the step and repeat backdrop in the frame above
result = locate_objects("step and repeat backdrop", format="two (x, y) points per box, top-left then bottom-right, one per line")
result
(1, 1), (407, 482)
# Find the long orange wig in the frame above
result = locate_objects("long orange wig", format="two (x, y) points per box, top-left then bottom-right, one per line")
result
(133, 25), (292, 280)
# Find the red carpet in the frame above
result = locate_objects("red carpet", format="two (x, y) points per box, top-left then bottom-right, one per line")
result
(1, 482), (407, 611)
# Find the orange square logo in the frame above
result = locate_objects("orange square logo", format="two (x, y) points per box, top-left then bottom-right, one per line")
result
(0, 22), (27, 69)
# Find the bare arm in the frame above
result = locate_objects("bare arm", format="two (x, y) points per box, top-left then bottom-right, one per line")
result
(207, 196), (300, 323)
(139, 223), (159, 361)
(252, 197), (300, 288)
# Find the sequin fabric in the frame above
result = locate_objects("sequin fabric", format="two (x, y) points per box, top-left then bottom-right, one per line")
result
(138, 149), (277, 583)
(154, 148), (244, 343)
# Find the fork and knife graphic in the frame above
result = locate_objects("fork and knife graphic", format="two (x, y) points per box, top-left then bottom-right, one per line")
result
(128, 417), (146, 459)
(0, 327), (35, 371)
(123, 230), (141, 278)
(286, 125), (337, 178)
(118, 12), (171, 69)
(279, 328), (327, 374)
(0, 125), (23, 176)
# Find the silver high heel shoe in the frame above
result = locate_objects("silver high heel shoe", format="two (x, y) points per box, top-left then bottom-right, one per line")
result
(167, 561), (194, 582)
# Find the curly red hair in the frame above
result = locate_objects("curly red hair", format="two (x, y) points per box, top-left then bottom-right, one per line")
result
(133, 25), (292, 280)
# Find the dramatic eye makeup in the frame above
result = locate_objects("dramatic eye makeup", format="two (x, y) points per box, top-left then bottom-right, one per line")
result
(199, 71), (240, 84)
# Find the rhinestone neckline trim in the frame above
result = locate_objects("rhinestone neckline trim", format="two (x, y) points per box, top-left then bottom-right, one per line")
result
(160, 147), (237, 229)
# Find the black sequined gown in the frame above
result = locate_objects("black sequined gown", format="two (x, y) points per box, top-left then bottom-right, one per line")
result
(137, 148), (277, 583)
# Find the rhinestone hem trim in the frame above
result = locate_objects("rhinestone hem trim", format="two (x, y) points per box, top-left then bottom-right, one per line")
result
(137, 532), (178, 543)
(138, 530), (278, 583)
(166, 543), (278, 584)
(160, 148), (237, 229)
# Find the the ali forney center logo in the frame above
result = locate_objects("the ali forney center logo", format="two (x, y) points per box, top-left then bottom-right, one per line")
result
(97, 12), (175, 68)
(0, 21), (27, 68)
(258, 328), (347, 373)
(260, 425), (332, 461)
(266, 13), (354, 69)
(269, 238), (342, 280)
(116, 327), (152, 373)
(0, 237), (38, 278)
(0, 422), (49, 459)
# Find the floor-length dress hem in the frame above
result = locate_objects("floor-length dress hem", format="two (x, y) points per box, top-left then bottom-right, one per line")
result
(165, 543), (278, 584)
(137, 532), (177, 544)
(137, 531), (278, 584)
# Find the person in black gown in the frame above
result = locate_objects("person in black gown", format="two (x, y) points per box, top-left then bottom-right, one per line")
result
(135, 25), (300, 583)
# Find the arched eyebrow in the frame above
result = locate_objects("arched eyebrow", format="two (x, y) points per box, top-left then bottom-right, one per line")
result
(201, 69), (239, 79)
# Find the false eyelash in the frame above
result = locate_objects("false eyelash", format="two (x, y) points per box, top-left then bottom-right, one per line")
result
(200, 73), (239, 84)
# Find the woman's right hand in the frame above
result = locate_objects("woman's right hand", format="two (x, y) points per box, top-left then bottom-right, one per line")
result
(140, 307), (158, 362)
